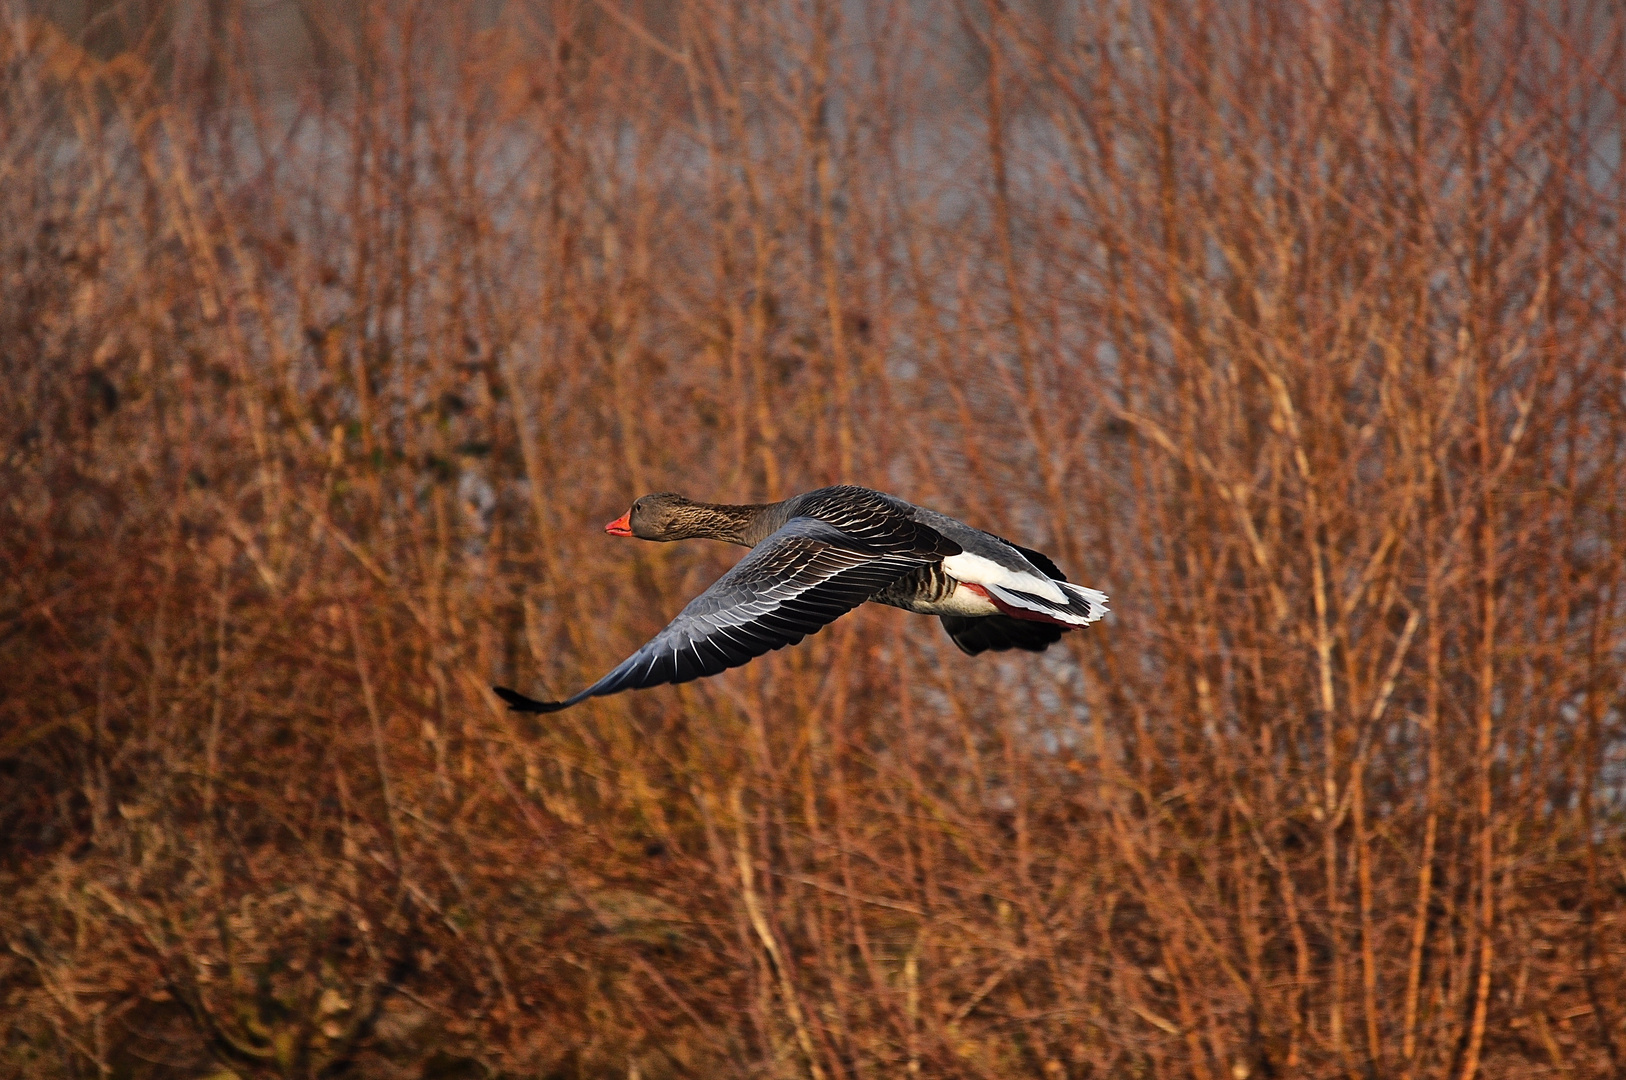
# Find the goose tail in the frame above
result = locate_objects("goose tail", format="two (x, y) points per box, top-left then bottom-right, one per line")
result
(981, 581), (1108, 627)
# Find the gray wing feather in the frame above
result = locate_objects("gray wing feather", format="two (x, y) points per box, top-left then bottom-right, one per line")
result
(904, 504), (1055, 579)
(497, 517), (938, 713)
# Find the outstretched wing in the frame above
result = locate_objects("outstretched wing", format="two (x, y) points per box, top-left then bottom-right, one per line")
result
(495, 517), (943, 713)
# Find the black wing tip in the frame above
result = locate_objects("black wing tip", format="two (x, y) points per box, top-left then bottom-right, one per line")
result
(941, 615), (1067, 656)
(493, 685), (571, 714)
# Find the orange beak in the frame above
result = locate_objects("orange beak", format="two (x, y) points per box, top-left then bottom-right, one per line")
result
(605, 510), (633, 537)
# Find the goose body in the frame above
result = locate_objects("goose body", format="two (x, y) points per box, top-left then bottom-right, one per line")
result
(493, 486), (1107, 714)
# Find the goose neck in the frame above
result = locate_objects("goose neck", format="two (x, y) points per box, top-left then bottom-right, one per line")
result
(679, 501), (778, 546)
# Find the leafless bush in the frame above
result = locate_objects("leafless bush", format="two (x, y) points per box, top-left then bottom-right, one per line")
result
(3, 0), (1625, 1076)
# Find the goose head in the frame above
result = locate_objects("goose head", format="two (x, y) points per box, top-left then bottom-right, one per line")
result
(606, 493), (707, 541)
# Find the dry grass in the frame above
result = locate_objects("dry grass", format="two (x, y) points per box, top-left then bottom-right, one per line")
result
(4, 0), (1626, 1076)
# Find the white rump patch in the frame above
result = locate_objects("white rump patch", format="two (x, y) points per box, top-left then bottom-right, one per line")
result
(941, 552), (1068, 603)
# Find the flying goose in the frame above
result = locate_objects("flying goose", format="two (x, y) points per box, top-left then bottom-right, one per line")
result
(493, 485), (1107, 713)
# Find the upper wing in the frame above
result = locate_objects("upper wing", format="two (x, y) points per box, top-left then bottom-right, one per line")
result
(495, 517), (943, 713)
(1004, 541), (1066, 581)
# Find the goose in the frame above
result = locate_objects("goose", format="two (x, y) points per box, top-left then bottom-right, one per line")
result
(493, 485), (1107, 713)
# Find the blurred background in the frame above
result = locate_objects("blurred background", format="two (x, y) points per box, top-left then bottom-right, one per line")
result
(4, 0), (1625, 1076)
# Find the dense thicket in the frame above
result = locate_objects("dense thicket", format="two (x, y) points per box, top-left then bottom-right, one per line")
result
(4, 1), (1625, 1076)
